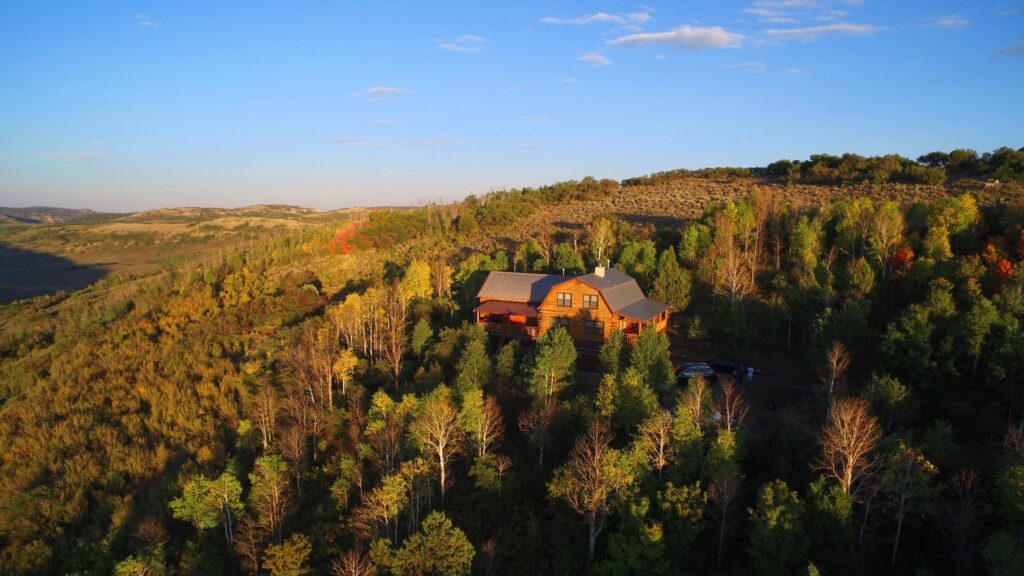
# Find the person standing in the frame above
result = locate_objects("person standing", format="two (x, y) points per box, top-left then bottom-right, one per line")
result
(746, 366), (754, 384)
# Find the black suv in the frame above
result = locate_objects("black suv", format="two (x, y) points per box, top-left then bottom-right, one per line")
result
(707, 359), (744, 378)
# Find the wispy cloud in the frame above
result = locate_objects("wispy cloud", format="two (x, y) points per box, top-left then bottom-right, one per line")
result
(559, 78), (579, 83)
(923, 15), (968, 29)
(365, 86), (413, 95)
(350, 86), (415, 101)
(367, 118), (403, 125)
(406, 139), (455, 147)
(527, 144), (542, 150)
(335, 137), (396, 148)
(518, 115), (550, 122)
(743, 8), (798, 24)
(753, 0), (862, 7)
(781, 67), (807, 74)
(32, 150), (112, 161)
(336, 137), (454, 148)
(743, 0), (859, 24)
(995, 42), (1024, 56)
(577, 52), (612, 66)
(607, 25), (744, 50)
(763, 22), (882, 41)
(722, 62), (769, 73)
(540, 10), (652, 26)
(136, 14), (159, 28)
(434, 35), (487, 52)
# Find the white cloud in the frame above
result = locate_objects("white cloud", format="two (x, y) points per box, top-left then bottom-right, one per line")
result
(559, 78), (579, 83)
(406, 139), (455, 147)
(540, 10), (653, 26)
(607, 25), (744, 50)
(351, 86), (414, 101)
(434, 35), (487, 52)
(32, 150), (112, 161)
(780, 67), (807, 74)
(923, 15), (968, 29)
(722, 61), (769, 73)
(336, 137), (455, 148)
(995, 42), (1024, 57)
(335, 137), (396, 148)
(136, 14), (159, 28)
(577, 52), (612, 66)
(365, 86), (413, 94)
(753, 0), (861, 7)
(762, 22), (882, 41)
(743, 8), (798, 23)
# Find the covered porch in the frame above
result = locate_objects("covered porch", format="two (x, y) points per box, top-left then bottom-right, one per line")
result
(475, 300), (541, 340)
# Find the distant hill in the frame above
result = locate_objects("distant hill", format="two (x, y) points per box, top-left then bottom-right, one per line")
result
(0, 206), (120, 224)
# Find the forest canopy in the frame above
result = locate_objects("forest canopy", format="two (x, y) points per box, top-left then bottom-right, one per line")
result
(1, 151), (1024, 575)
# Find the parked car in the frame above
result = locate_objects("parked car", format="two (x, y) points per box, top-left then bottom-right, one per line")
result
(707, 358), (744, 378)
(675, 362), (717, 385)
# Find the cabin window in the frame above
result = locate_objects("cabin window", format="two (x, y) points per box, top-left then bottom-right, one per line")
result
(556, 292), (572, 307)
(583, 294), (599, 309)
(584, 320), (604, 335)
(553, 316), (570, 329)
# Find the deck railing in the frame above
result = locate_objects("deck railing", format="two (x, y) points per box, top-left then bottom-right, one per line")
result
(481, 322), (540, 339)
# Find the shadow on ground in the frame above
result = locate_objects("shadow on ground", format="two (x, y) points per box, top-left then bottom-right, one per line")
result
(0, 245), (109, 303)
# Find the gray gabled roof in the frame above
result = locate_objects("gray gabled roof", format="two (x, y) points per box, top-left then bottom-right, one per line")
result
(576, 268), (646, 313)
(477, 268), (668, 321)
(477, 271), (567, 304)
(617, 298), (670, 322)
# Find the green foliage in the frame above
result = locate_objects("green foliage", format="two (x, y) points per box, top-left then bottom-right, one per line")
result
(455, 338), (491, 395)
(411, 318), (433, 359)
(597, 497), (668, 576)
(596, 368), (659, 436)
(552, 243), (585, 275)
(114, 544), (167, 576)
(805, 477), (857, 575)
(528, 325), (577, 400)
(651, 247), (691, 313)
(599, 330), (629, 377)
(864, 374), (908, 429)
(982, 529), (1024, 576)
(615, 240), (657, 286)
(263, 534), (312, 576)
(656, 482), (706, 564)
(747, 480), (810, 576)
(628, 329), (674, 394)
(390, 512), (475, 576)
(170, 475), (221, 532)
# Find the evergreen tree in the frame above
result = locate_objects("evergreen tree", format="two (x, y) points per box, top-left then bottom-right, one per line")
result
(651, 246), (692, 313)
(748, 479), (810, 576)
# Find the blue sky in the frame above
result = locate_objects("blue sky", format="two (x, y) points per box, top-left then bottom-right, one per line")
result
(1, 1), (1022, 211)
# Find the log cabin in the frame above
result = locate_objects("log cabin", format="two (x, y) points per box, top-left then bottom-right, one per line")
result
(474, 266), (669, 346)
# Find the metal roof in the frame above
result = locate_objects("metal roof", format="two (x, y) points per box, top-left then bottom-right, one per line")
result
(474, 300), (540, 316)
(617, 298), (670, 322)
(476, 271), (567, 303)
(476, 267), (668, 321)
(577, 268), (646, 313)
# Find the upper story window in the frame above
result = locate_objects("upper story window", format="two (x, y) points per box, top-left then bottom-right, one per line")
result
(583, 294), (599, 309)
(557, 292), (572, 307)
